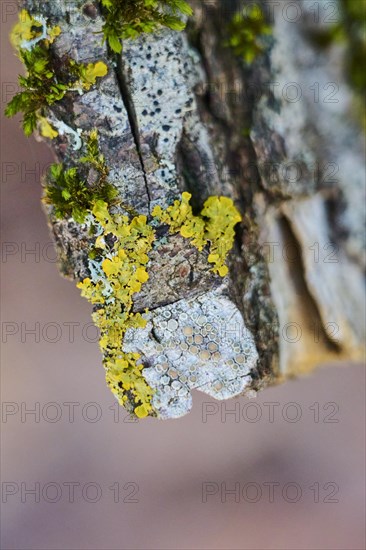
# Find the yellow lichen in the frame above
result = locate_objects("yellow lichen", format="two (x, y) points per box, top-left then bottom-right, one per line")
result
(38, 116), (58, 139)
(70, 60), (109, 91)
(152, 192), (242, 276)
(76, 193), (241, 418)
(82, 61), (108, 89)
(47, 25), (61, 45)
(201, 196), (242, 276)
(10, 9), (43, 50)
(10, 9), (60, 51)
(77, 200), (155, 418)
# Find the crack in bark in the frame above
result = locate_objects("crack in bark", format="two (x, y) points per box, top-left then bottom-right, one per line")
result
(98, 1), (152, 212)
(114, 53), (152, 211)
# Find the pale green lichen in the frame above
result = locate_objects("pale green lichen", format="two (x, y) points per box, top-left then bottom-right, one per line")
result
(5, 10), (108, 137)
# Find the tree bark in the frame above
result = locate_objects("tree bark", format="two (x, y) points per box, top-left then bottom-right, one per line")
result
(18, 0), (365, 418)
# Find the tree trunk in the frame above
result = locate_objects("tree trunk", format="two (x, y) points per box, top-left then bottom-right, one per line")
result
(16, 0), (365, 418)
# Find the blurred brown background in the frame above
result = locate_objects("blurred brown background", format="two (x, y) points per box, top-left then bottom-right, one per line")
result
(1, 4), (365, 550)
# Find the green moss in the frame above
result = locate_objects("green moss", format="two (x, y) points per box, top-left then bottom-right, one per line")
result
(100, 0), (193, 53)
(5, 10), (108, 137)
(79, 128), (110, 184)
(43, 130), (117, 223)
(226, 6), (272, 64)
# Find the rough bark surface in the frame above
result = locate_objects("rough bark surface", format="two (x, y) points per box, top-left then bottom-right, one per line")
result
(19, 0), (365, 418)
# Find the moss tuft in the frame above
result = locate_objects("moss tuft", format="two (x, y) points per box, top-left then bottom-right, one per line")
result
(100, 0), (192, 53)
(226, 6), (272, 64)
(43, 130), (117, 223)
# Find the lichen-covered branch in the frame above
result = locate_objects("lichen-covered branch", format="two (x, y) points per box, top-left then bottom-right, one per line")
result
(7, 0), (365, 419)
